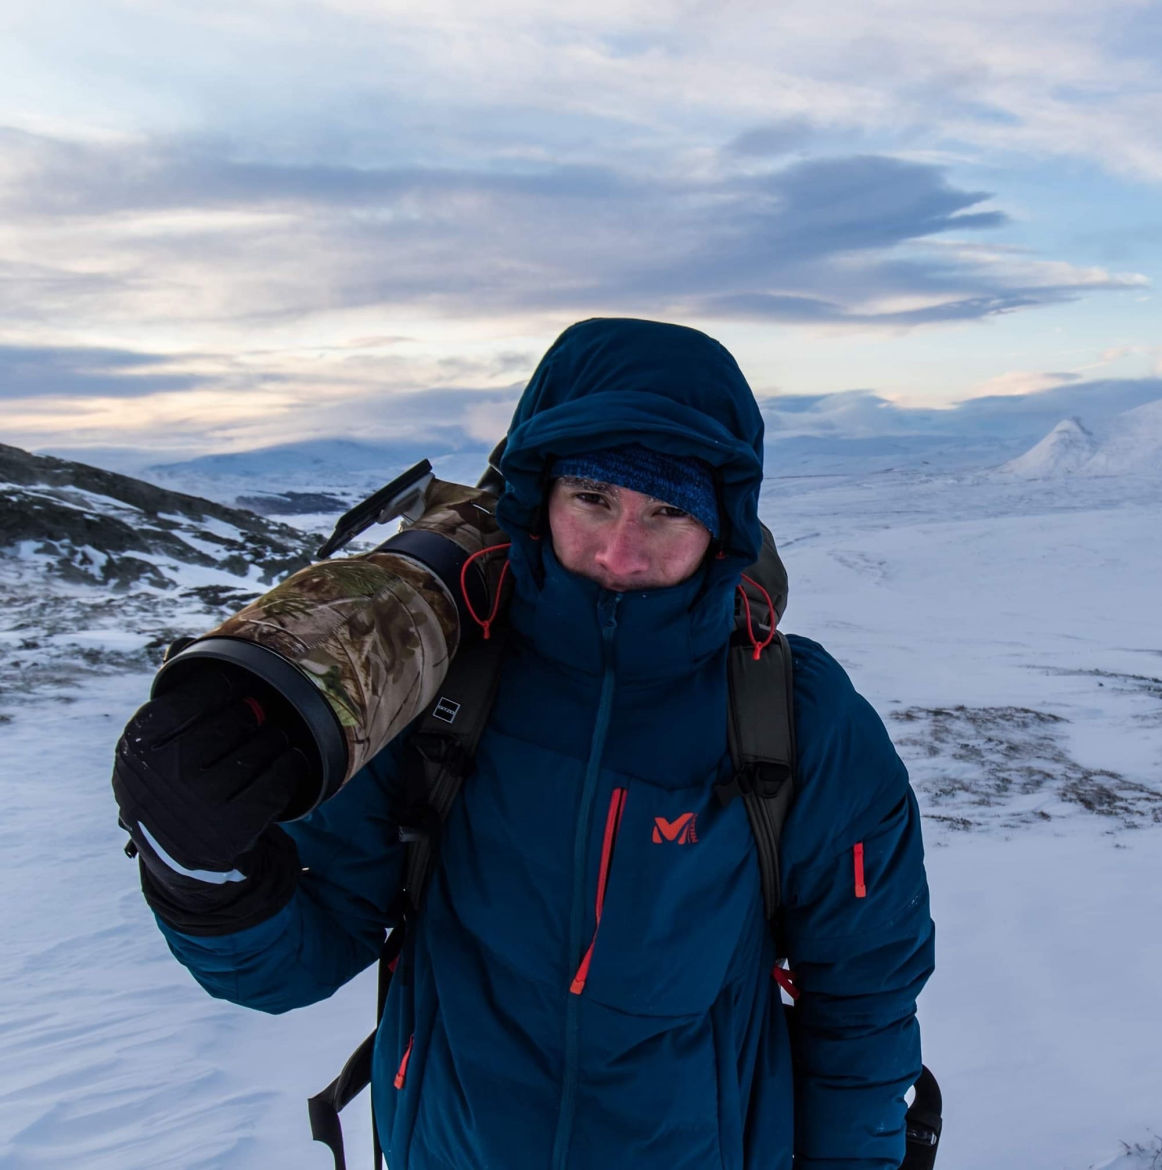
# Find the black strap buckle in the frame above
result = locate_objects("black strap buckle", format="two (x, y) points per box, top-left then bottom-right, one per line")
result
(716, 761), (791, 806)
(409, 730), (469, 771)
(397, 803), (442, 844)
(905, 1122), (939, 1146)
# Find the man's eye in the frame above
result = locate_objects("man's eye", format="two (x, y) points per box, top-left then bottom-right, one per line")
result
(658, 505), (691, 519)
(575, 491), (608, 506)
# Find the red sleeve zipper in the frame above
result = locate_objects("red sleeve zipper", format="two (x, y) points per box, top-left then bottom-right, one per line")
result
(853, 842), (867, 899)
(570, 787), (627, 995)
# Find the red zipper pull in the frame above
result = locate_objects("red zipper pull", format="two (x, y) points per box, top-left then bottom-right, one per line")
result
(853, 842), (867, 899)
(393, 1033), (415, 1089)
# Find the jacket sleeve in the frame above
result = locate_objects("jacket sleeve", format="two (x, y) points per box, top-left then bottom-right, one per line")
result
(779, 638), (935, 1170)
(155, 740), (408, 1014)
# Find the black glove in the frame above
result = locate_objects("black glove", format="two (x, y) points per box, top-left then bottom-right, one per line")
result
(112, 665), (313, 934)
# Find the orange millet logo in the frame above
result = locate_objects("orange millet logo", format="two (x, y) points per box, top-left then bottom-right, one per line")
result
(652, 813), (698, 844)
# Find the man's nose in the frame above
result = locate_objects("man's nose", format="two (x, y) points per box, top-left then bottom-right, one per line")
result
(594, 517), (650, 578)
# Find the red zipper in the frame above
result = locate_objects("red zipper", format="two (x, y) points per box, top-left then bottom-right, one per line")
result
(393, 1033), (415, 1089)
(853, 842), (867, 899)
(570, 787), (627, 995)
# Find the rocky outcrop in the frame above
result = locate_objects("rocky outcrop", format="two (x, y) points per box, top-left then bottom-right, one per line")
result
(0, 443), (315, 591)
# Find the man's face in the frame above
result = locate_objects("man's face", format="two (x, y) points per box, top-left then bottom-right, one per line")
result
(547, 476), (712, 592)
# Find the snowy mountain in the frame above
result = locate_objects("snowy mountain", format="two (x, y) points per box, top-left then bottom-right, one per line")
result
(151, 436), (445, 480)
(998, 399), (1162, 479)
(1084, 397), (1162, 475)
(147, 436), (494, 514)
(999, 417), (1098, 478)
(0, 442), (316, 688)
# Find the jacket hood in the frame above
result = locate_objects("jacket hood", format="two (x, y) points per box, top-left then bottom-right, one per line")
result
(497, 318), (765, 569)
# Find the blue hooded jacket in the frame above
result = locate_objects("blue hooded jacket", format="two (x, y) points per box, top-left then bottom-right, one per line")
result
(159, 319), (934, 1170)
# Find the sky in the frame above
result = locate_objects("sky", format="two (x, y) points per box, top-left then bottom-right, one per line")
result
(2, 0), (1162, 459)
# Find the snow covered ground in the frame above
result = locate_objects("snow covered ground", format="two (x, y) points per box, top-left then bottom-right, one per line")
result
(1, 459), (1160, 1169)
(770, 465), (1162, 1170)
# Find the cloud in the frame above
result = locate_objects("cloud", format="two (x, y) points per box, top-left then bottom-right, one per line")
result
(950, 376), (1162, 435)
(966, 370), (1082, 399)
(759, 390), (909, 438)
(0, 127), (638, 218)
(725, 118), (816, 158)
(306, 384), (521, 442)
(756, 376), (1162, 444)
(462, 394), (521, 443)
(0, 0), (1156, 470)
(6, 0), (1162, 188)
(0, 344), (203, 398)
(1, 130), (1143, 339)
(700, 291), (1051, 326)
(737, 156), (1006, 257)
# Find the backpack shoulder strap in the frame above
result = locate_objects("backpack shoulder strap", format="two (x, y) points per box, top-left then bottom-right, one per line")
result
(398, 626), (510, 912)
(717, 521), (797, 931)
(309, 627), (509, 1170)
(723, 629), (796, 924)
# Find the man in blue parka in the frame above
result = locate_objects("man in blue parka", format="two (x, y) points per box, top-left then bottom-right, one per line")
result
(113, 318), (934, 1169)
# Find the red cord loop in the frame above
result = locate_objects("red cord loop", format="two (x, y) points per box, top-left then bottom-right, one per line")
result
(771, 964), (800, 1001)
(241, 696), (266, 726)
(460, 542), (512, 640)
(737, 573), (777, 660)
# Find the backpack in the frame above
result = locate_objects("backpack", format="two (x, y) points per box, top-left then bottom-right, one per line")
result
(305, 517), (940, 1170)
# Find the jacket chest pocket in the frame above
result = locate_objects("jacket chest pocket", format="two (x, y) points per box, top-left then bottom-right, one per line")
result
(574, 776), (764, 1017)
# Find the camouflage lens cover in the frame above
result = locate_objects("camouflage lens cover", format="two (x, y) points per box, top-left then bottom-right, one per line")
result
(193, 478), (507, 789)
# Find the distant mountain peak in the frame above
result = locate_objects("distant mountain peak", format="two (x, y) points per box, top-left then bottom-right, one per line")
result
(150, 436), (467, 479)
(999, 416), (1097, 479)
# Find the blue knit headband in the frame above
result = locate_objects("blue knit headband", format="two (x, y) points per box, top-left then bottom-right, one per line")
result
(552, 444), (719, 537)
